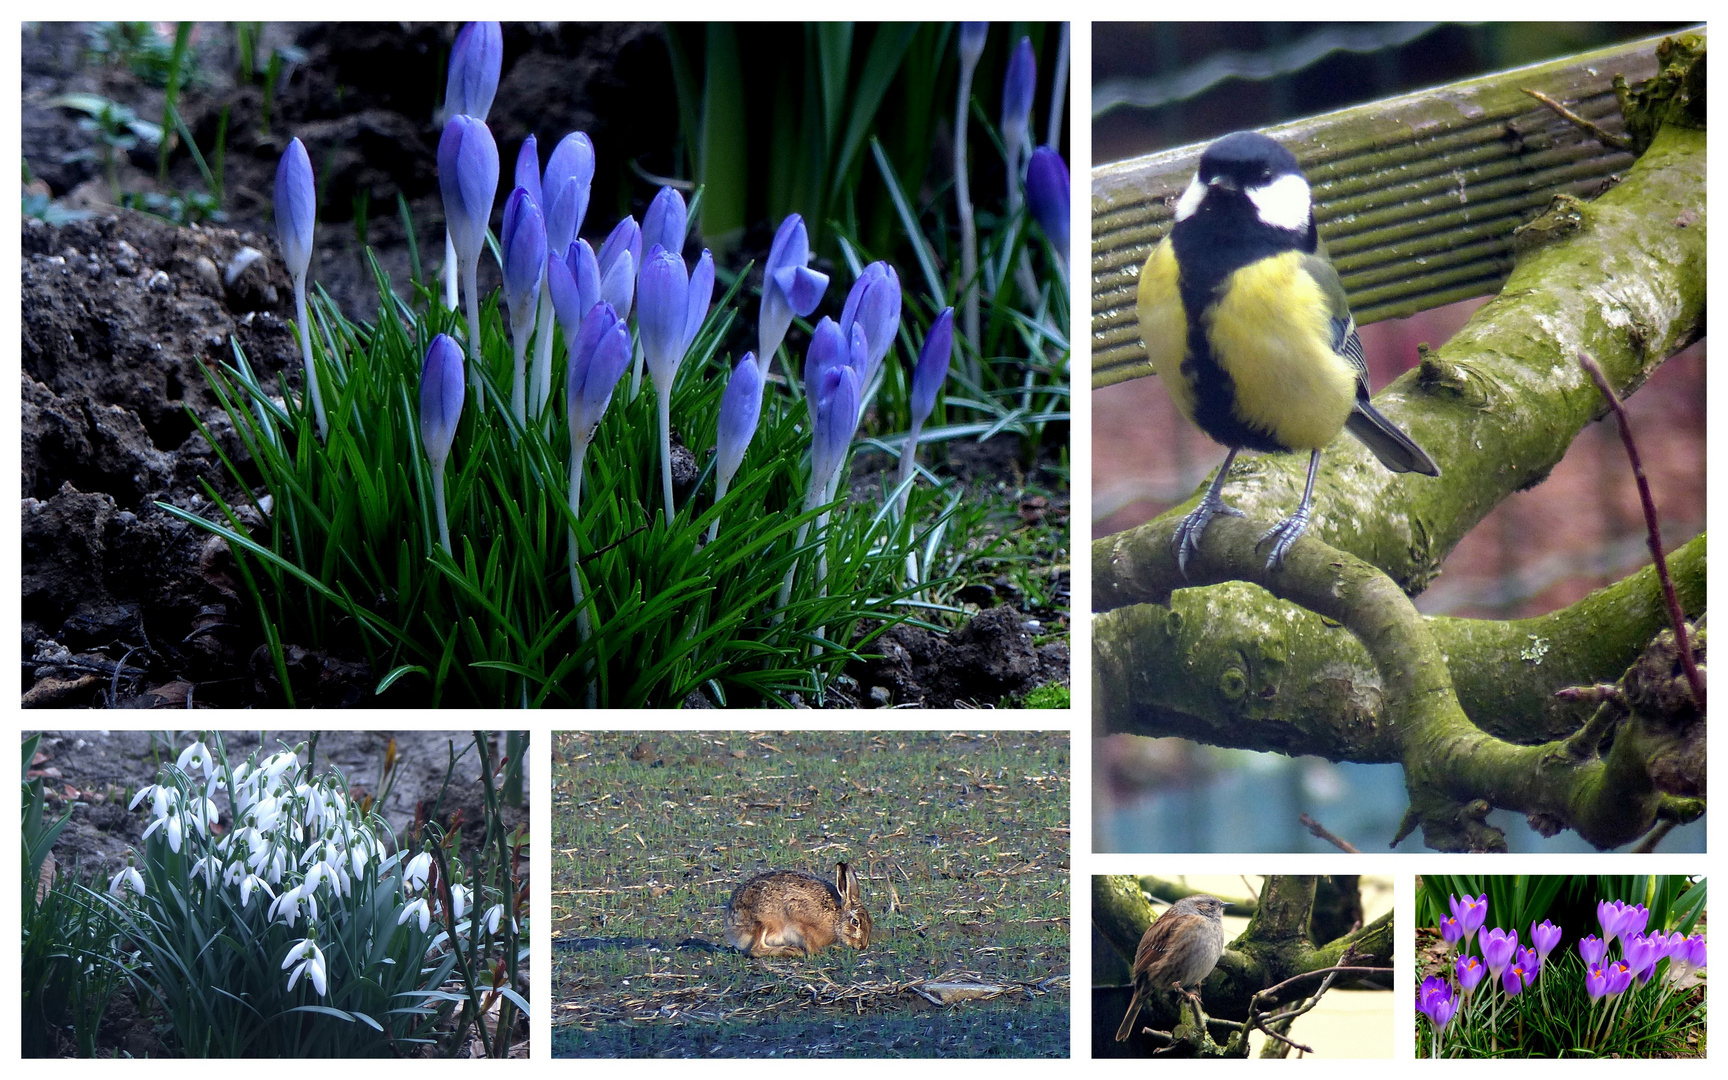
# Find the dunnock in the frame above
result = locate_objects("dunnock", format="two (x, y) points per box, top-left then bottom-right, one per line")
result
(1114, 893), (1228, 1042)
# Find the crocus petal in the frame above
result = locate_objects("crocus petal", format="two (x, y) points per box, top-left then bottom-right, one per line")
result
(600, 249), (635, 320)
(683, 248), (715, 353)
(419, 334), (466, 471)
(959, 22), (988, 67)
(780, 265), (829, 315)
(598, 216), (641, 280)
(803, 318), (847, 428)
(273, 138), (315, 281)
(501, 187), (547, 334)
(715, 354), (763, 487)
(1001, 36), (1036, 149)
(438, 116), (499, 268)
(641, 186), (687, 262)
(567, 302), (631, 442)
(444, 21), (503, 121)
(812, 365), (861, 490)
(513, 135), (541, 209)
(910, 307), (955, 425)
(546, 251), (583, 344)
(1025, 146), (1070, 253)
(542, 132), (595, 250)
(638, 248), (689, 385)
(567, 239), (602, 315)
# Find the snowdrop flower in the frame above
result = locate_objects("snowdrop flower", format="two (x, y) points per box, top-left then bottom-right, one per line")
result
(404, 851), (433, 892)
(282, 938), (329, 997)
(483, 903), (505, 935)
(239, 872), (275, 910)
(708, 353), (762, 544)
(274, 137), (326, 438)
(262, 750), (299, 784)
(141, 802), (183, 854)
(400, 896), (433, 933)
(450, 884), (470, 923)
(108, 853), (145, 899)
(757, 214), (828, 374)
(176, 740), (215, 782)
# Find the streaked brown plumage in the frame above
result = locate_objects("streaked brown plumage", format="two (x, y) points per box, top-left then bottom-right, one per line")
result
(1115, 893), (1228, 1042)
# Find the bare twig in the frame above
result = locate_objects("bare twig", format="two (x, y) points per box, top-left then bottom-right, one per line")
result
(1578, 352), (1705, 711)
(1632, 819), (1678, 854)
(1298, 813), (1360, 853)
(1523, 89), (1632, 150)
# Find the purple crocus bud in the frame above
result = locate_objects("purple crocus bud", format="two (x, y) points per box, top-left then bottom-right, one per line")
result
(514, 135), (542, 209)
(1685, 933), (1706, 970)
(273, 137), (315, 282)
(1621, 903), (1650, 940)
(1530, 919), (1562, 962)
(1025, 145), (1069, 254)
(1624, 935), (1659, 983)
(803, 317), (847, 427)
(684, 248), (715, 353)
(811, 364), (861, 491)
(1450, 894), (1488, 948)
(566, 302), (632, 445)
(437, 115), (499, 271)
(839, 261), (902, 384)
(1417, 975), (1451, 1027)
(639, 247), (691, 388)
(1579, 934), (1606, 967)
(444, 21), (503, 121)
(757, 213), (830, 368)
(542, 132), (595, 254)
(1480, 927), (1518, 983)
(501, 187), (546, 333)
(1585, 962), (1609, 1001)
(641, 186), (688, 261)
(910, 306), (955, 427)
(1597, 899), (1627, 947)
(1455, 954), (1484, 997)
(598, 217), (641, 318)
(549, 241), (600, 343)
(599, 216), (642, 279)
(959, 22), (988, 68)
(1001, 36), (1036, 154)
(715, 354), (763, 490)
(566, 239), (602, 312)
(419, 334), (465, 471)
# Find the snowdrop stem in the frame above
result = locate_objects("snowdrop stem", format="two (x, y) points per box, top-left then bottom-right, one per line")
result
(462, 261), (484, 411)
(293, 279), (328, 440)
(656, 383), (675, 528)
(432, 462), (451, 557)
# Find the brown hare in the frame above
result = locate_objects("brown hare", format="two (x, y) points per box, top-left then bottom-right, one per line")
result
(723, 862), (872, 958)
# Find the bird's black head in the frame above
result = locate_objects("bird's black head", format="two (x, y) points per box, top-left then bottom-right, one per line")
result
(1175, 130), (1314, 239)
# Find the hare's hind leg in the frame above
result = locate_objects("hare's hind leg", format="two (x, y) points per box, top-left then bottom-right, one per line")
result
(756, 924), (810, 956)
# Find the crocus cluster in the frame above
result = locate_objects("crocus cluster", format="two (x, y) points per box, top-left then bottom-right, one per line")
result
(1418, 974), (1457, 1049)
(107, 737), (418, 1002)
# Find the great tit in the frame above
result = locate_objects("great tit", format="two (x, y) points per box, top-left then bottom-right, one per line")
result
(1138, 130), (1440, 573)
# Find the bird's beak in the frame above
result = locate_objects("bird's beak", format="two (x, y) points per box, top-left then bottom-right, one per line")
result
(1208, 176), (1239, 193)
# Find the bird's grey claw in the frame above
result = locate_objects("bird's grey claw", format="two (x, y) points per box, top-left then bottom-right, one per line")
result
(1258, 510), (1311, 570)
(1173, 500), (1243, 577)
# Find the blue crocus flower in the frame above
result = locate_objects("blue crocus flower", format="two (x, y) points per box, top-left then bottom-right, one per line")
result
(638, 244), (715, 525)
(419, 333), (466, 555)
(801, 317), (851, 429)
(546, 242), (598, 346)
(513, 135), (541, 207)
(910, 306), (956, 428)
(641, 186), (688, 262)
(541, 132), (595, 255)
(564, 301), (632, 615)
(444, 21), (502, 122)
(810, 364), (862, 502)
(597, 217), (641, 319)
(960, 22), (988, 66)
(757, 214), (829, 374)
(500, 186), (547, 422)
(273, 136), (326, 439)
(437, 114), (499, 402)
(709, 353), (763, 544)
(1002, 36), (1037, 157)
(839, 261), (902, 387)
(1025, 145), (1070, 276)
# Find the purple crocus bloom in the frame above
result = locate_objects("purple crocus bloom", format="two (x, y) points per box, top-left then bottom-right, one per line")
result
(1024, 145), (1069, 256)
(541, 132), (595, 255)
(1585, 963), (1609, 1001)
(501, 187), (546, 335)
(810, 364), (862, 494)
(959, 22), (988, 67)
(514, 135), (542, 208)
(1620, 903), (1650, 940)
(641, 186), (688, 262)
(757, 213), (829, 372)
(1455, 954), (1484, 997)
(1597, 899), (1627, 947)
(1579, 934), (1607, 967)
(547, 243), (598, 347)
(1450, 894), (1488, 948)
(638, 246), (715, 390)
(1517, 945), (1542, 982)
(713, 353), (764, 522)
(1605, 960), (1633, 997)
(910, 306), (955, 429)
(566, 302), (632, 447)
(1481, 927), (1518, 983)
(803, 318), (847, 427)
(1001, 36), (1036, 155)
(1437, 915), (1463, 950)
(597, 217), (641, 318)
(1530, 919), (1562, 963)
(420, 334), (466, 471)
(439, 116), (499, 266)
(444, 21), (502, 122)
(839, 261), (902, 386)
(1417, 975), (1453, 1027)
(273, 138), (315, 282)
(1623, 933), (1658, 983)
(1684, 934), (1706, 970)
(1502, 960), (1530, 996)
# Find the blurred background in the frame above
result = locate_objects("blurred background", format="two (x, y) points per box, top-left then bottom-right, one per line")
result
(1091, 22), (1704, 854)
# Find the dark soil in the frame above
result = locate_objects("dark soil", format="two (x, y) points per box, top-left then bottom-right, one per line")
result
(20, 21), (1070, 708)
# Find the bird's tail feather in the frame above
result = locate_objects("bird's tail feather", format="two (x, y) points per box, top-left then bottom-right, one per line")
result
(1346, 400), (1440, 476)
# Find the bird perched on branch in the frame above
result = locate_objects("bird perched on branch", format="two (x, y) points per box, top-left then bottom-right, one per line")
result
(1138, 130), (1439, 574)
(1115, 893), (1228, 1042)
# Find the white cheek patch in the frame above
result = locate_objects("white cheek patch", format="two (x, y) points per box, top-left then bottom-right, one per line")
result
(1174, 176), (1205, 222)
(1247, 172), (1312, 232)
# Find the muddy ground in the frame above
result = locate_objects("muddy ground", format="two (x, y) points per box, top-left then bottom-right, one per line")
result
(20, 22), (1070, 708)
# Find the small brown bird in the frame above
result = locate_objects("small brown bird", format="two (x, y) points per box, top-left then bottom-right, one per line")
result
(1115, 893), (1228, 1042)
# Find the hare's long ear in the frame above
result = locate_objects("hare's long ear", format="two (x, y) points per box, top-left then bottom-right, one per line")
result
(837, 862), (858, 903)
